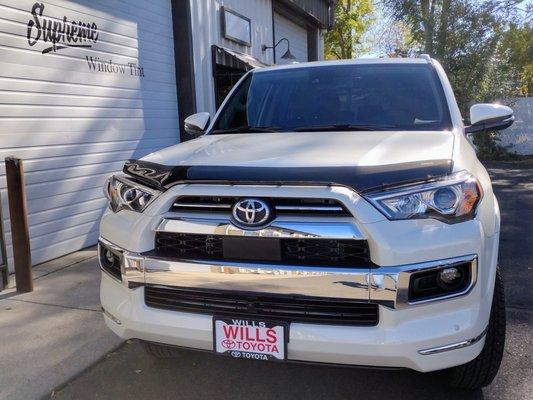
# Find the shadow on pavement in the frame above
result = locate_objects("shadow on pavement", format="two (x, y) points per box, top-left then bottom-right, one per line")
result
(55, 339), (486, 400)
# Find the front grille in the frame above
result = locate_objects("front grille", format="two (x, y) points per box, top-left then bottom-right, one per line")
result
(144, 286), (379, 326)
(171, 196), (350, 216)
(155, 232), (371, 267)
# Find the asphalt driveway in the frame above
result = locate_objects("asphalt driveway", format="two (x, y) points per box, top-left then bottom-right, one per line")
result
(52, 162), (532, 400)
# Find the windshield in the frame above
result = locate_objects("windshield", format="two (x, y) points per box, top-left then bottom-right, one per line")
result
(211, 64), (452, 133)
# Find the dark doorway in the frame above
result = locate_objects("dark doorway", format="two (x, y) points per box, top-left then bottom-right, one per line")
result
(213, 64), (246, 109)
(211, 45), (268, 111)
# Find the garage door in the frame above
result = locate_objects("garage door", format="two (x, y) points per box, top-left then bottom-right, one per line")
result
(0, 0), (179, 270)
(274, 13), (308, 64)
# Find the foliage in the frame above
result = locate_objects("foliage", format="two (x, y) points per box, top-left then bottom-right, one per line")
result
(381, 0), (531, 159)
(324, 0), (375, 59)
(497, 23), (533, 97)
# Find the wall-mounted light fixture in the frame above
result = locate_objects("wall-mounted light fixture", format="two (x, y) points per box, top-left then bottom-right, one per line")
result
(261, 38), (296, 60)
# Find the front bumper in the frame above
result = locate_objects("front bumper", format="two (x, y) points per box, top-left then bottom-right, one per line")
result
(99, 235), (497, 372)
(102, 235), (477, 309)
(101, 271), (487, 372)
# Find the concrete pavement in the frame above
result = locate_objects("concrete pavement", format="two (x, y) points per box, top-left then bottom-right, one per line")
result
(0, 248), (122, 400)
(48, 309), (533, 400)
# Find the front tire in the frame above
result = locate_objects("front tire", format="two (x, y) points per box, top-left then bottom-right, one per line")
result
(447, 266), (506, 390)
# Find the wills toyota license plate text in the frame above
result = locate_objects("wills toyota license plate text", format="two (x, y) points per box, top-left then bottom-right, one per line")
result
(214, 317), (286, 361)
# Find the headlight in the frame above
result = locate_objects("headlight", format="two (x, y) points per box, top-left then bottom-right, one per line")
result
(103, 175), (158, 213)
(365, 171), (482, 223)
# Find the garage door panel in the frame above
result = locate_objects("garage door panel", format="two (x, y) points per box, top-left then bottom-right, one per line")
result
(22, 174), (113, 202)
(0, 60), (176, 94)
(0, 0), (178, 271)
(0, 73), (176, 98)
(30, 230), (100, 266)
(0, 187), (103, 217)
(0, 105), (176, 119)
(0, 116), (177, 134)
(0, 5), (175, 57)
(4, 228), (101, 267)
(0, 92), (177, 110)
(2, 1), (138, 38)
(0, 128), (177, 147)
(0, 160), (125, 188)
(4, 198), (107, 234)
(4, 208), (106, 247)
(274, 13), (308, 63)
(20, 198), (107, 231)
(0, 147), (167, 178)
(5, 221), (100, 255)
(0, 137), (177, 163)
(0, 42), (176, 81)
(0, 19), (139, 57)
(0, 78), (177, 101)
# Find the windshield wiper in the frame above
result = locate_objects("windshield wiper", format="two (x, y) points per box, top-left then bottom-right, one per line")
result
(211, 126), (281, 134)
(293, 123), (395, 132)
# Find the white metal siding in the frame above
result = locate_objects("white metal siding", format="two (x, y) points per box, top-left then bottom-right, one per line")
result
(274, 13), (308, 64)
(0, 0), (179, 270)
(190, 0), (274, 115)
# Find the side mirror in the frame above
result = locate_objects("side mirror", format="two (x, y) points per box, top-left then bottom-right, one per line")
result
(184, 112), (210, 137)
(465, 103), (514, 134)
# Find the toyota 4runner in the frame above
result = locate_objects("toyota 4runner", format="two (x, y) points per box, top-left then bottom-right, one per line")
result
(99, 56), (513, 390)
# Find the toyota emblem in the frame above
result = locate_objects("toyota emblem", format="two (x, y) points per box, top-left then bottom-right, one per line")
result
(232, 198), (271, 228)
(221, 339), (236, 349)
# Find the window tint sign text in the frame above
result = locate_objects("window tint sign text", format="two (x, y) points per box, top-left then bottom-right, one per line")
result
(27, 2), (98, 54)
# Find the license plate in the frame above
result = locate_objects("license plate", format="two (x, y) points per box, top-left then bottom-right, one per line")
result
(213, 317), (287, 361)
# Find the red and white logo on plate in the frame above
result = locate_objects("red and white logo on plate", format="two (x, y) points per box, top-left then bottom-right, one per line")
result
(214, 318), (285, 361)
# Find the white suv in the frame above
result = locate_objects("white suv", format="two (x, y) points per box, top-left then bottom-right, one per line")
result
(99, 57), (513, 390)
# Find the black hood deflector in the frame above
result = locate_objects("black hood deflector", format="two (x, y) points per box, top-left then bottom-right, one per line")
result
(123, 159), (453, 193)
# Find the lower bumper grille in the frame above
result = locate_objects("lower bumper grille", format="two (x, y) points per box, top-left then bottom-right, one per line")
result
(154, 232), (371, 267)
(145, 286), (379, 326)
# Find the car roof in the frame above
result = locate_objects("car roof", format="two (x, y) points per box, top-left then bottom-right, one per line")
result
(253, 57), (431, 74)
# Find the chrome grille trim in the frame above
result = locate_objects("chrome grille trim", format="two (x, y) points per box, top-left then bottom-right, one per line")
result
(173, 203), (232, 209)
(156, 217), (365, 240)
(110, 248), (477, 309)
(171, 196), (350, 216)
(275, 205), (344, 212)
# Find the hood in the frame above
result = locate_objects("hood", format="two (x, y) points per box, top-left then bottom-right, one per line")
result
(143, 131), (454, 167)
(126, 131), (455, 192)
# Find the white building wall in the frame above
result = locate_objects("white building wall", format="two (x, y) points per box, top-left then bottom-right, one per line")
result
(189, 0), (274, 116)
(0, 0), (179, 269)
(499, 97), (532, 155)
(274, 13), (308, 64)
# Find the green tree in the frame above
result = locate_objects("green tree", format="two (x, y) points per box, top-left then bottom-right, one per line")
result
(382, 0), (521, 113)
(381, 0), (530, 159)
(476, 22), (532, 103)
(325, 0), (374, 59)
(498, 23), (533, 97)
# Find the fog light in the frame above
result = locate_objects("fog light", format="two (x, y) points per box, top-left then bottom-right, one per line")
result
(98, 242), (123, 281)
(104, 249), (115, 264)
(437, 267), (463, 289)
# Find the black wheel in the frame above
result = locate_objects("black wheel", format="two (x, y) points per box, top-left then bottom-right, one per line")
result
(447, 266), (506, 390)
(141, 340), (182, 358)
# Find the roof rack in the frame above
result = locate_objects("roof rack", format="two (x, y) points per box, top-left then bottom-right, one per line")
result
(419, 54), (432, 63)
